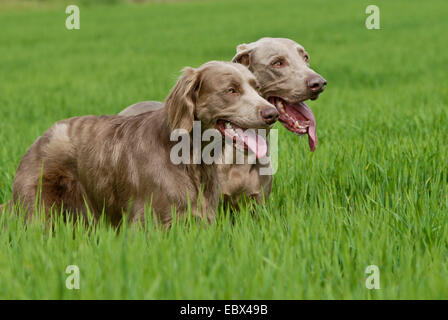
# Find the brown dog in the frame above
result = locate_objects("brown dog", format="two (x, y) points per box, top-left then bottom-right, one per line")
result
(119, 38), (327, 207)
(10, 61), (277, 225)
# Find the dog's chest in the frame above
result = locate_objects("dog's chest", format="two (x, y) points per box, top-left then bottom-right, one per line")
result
(218, 164), (262, 198)
(187, 164), (219, 206)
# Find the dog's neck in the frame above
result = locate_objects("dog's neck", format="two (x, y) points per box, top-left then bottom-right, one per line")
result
(185, 125), (219, 202)
(148, 109), (219, 203)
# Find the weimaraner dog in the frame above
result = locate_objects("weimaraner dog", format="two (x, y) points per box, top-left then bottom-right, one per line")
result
(119, 38), (327, 208)
(6, 61), (278, 225)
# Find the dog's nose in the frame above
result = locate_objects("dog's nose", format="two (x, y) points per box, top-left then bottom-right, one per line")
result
(260, 106), (279, 125)
(306, 74), (327, 93)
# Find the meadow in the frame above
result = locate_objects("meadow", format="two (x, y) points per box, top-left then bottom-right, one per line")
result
(0, 0), (447, 299)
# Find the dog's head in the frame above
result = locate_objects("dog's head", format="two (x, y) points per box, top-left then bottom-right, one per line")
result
(232, 37), (327, 151)
(165, 61), (278, 159)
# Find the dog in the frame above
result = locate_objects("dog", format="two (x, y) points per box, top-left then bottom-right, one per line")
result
(119, 38), (327, 208)
(9, 61), (278, 226)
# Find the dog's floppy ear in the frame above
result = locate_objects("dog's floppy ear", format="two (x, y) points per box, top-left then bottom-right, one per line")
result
(232, 43), (252, 67)
(165, 67), (201, 133)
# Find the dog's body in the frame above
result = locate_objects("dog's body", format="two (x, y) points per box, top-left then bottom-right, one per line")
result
(11, 61), (277, 225)
(121, 100), (273, 207)
(120, 38), (327, 208)
(12, 112), (211, 225)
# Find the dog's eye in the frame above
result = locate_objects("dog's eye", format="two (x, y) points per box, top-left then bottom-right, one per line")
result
(272, 60), (283, 67)
(303, 54), (310, 62)
(227, 88), (237, 94)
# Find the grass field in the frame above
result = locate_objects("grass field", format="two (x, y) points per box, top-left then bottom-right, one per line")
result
(0, 0), (447, 299)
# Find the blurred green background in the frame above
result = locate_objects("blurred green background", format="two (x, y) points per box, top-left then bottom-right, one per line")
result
(0, 0), (447, 299)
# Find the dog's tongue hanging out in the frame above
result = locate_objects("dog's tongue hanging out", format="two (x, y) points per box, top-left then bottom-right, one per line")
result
(299, 102), (317, 151)
(216, 121), (268, 159)
(238, 128), (268, 158)
(270, 98), (317, 151)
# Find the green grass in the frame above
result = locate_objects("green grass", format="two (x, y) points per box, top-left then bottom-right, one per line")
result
(1, 0), (447, 299)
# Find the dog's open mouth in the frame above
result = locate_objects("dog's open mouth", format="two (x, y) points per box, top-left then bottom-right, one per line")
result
(268, 97), (317, 151)
(216, 120), (268, 159)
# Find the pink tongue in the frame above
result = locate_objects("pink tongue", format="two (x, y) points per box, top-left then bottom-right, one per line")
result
(236, 128), (268, 159)
(308, 124), (317, 152)
(293, 102), (317, 152)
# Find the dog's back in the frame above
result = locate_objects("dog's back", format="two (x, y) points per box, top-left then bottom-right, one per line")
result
(12, 116), (109, 222)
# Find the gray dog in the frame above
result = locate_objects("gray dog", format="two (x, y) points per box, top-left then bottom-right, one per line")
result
(8, 61), (277, 225)
(120, 38), (327, 208)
